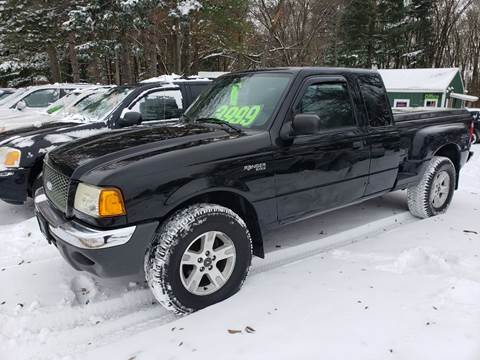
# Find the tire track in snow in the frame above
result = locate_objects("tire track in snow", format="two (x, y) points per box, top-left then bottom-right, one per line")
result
(251, 211), (416, 275)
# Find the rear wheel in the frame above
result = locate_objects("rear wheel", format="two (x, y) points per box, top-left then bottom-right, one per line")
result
(145, 203), (252, 314)
(407, 156), (456, 219)
(473, 130), (479, 144)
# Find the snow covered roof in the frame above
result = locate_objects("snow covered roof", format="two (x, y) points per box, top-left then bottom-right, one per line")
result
(378, 68), (460, 92)
(141, 73), (210, 84)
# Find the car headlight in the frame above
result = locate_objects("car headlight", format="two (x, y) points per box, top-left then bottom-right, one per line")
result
(74, 183), (126, 218)
(0, 147), (21, 168)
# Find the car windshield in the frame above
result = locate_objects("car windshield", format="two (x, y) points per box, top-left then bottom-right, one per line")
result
(46, 93), (79, 114)
(77, 87), (133, 122)
(184, 72), (292, 130)
(71, 91), (107, 112)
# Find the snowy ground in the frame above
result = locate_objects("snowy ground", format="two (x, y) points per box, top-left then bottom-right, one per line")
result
(1, 145), (479, 360)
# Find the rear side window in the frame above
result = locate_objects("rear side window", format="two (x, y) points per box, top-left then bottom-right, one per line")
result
(131, 89), (183, 121)
(295, 82), (355, 130)
(358, 74), (392, 127)
(189, 84), (207, 100)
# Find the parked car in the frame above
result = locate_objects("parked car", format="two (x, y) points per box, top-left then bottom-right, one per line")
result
(0, 84), (92, 117)
(0, 86), (111, 133)
(466, 108), (480, 143)
(35, 67), (474, 314)
(0, 78), (211, 204)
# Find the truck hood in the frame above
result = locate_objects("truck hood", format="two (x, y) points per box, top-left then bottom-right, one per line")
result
(47, 123), (236, 178)
(0, 121), (81, 146)
(0, 112), (52, 132)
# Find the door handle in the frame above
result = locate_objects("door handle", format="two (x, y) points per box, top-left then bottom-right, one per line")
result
(352, 141), (364, 149)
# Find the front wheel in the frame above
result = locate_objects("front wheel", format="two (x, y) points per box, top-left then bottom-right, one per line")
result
(407, 156), (456, 219)
(145, 203), (252, 314)
(473, 130), (479, 144)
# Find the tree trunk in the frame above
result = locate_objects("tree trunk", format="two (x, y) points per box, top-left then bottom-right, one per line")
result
(90, 55), (102, 84)
(147, 43), (157, 78)
(174, 18), (182, 74)
(114, 46), (121, 85)
(68, 35), (80, 83)
(181, 19), (191, 75)
(120, 37), (133, 84)
(47, 44), (61, 83)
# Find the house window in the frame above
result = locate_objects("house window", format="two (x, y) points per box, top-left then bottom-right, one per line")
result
(424, 99), (438, 107)
(393, 99), (410, 108)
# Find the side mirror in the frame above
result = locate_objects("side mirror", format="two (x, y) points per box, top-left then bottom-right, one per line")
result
(119, 111), (142, 127)
(292, 113), (321, 135)
(16, 100), (26, 111)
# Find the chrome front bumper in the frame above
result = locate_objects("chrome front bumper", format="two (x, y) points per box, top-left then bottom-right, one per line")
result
(34, 189), (136, 250)
(34, 188), (160, 277)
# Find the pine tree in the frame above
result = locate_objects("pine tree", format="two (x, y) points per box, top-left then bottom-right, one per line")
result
(376, 0), (408, 68)
(406, 0), (435, 67)
(338, 0), (377, 68)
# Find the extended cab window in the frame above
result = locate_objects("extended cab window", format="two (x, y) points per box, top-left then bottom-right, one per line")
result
(131, 90), (183, 121)
(22, 89), (60, 108)
(295, 83), (355, 130)
(358, 74), (392, 127)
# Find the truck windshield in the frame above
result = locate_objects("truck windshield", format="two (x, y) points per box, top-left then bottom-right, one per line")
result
(77, 87), (133, 122)
(185, 72), (292, 129)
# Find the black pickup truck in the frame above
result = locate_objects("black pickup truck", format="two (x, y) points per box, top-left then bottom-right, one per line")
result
(0, 79), (210, 204)
(35, 67), (474, 314)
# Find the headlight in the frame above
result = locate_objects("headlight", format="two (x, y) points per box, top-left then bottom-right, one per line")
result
(74, 183), (126, 218)
(0, 147), (21, 168)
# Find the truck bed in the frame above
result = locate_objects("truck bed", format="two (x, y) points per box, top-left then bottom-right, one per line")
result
(393, 108), (472, 125)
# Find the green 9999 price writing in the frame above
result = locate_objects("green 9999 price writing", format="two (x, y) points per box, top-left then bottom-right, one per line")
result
(214, 105), (262, 127)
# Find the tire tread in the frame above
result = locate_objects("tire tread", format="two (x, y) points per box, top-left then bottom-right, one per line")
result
(145, 203), (252, 314)
(407, 156), (455, 219)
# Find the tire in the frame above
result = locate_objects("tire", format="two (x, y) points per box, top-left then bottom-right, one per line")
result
(473, 131), (479, 144)
(145, 203), (252, 314)
(407, 156), (456, 219)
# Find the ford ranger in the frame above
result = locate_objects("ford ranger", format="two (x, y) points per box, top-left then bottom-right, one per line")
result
(35, 67), (475, 314)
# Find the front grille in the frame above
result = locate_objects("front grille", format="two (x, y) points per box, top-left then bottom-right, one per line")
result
(43, 164), (70, 213)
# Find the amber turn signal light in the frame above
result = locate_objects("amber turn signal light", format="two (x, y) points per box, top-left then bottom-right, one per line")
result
(98, 188), (126, 217)
(4, 150), (20, 166)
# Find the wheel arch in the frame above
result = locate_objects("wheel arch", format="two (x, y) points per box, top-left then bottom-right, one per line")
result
(27, 156), (45, 196)
(433, 143), (461, 188)
(163, 189), (265, 258)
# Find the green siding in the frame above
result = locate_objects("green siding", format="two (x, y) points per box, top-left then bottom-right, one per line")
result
(386, 70), (466, 109)
(387, 92), (443, 108)
(447, 72), (464, 108)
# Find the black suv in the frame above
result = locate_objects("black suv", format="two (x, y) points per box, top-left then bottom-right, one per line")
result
(0, 79), (211, 204)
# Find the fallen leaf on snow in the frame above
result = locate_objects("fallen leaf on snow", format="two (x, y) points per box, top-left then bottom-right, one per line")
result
(245, 326), (256, 334)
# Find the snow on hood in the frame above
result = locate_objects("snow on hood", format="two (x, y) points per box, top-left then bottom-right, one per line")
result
(8, 137), (35, 148)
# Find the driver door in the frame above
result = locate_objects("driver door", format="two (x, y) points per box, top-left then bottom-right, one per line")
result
(274, 77), (370, 222)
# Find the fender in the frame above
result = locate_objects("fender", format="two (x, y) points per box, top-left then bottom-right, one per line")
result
(164, 178), (268, 258)
(410, 123), (466, 161)
(165, 177), (251, 207)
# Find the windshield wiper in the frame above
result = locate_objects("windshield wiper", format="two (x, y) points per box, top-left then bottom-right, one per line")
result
(192, 117), (244, 134)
